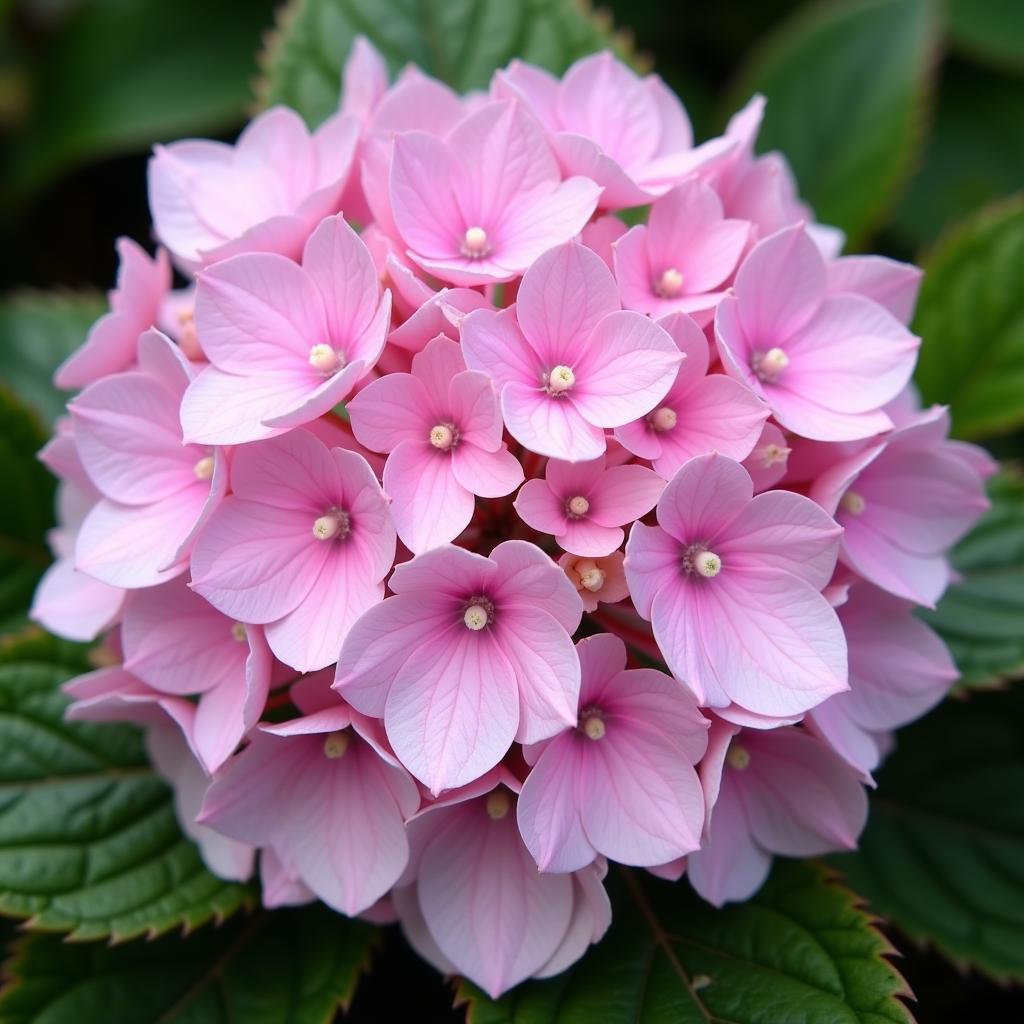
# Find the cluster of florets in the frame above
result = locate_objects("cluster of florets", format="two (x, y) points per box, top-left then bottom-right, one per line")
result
(34, 41), (994, 998)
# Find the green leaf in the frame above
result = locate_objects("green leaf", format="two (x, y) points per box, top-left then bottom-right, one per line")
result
(0, 290), (104, 426)
(259, 0), (635, 128)
(459, 860), (912, 1023)
(0, 905), (377, 1024)
(920, 472), (1024, 689)
(912, 195), (1024, 439)
(0, 636), (252, 940)
(0, 388), (56, 636)
(833, 684), (1024, 981)
(886, 64), (1024, 250)
(725, 0), (937, 248)
(4, 0), (278, 200)
(947, 0), (1024, 74)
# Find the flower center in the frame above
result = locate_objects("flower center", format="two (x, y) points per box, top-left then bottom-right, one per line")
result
(752, 347), (789, 383)
(485, 788), (510, 820)
(461, 226), (490, 259)
(580, 707), (606, 741)
(308, 344), (345, 376)
(323, 730), (350, 759)
(545, 365), (575, 395)
(682, 543), (722, 578)
(726, 742), (751, 771)
(193, 455), (215, 480)
(463, 595), (494, 631)
(566, 495), (590, 519)
(655, 267), (684, 298)
(754, 442), (791, 468)
(312, 507), (351, 542)
(176, 307), (202, 361)
(574, 559), (606, 593)
(840, 490), (866, 516)
(429, 422), (459, 451)
(648, 406), (677, 433)
(230, 621), (247, 643)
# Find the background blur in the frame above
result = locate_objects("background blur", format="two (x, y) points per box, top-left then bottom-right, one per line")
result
(1, 1), (1021, 1020)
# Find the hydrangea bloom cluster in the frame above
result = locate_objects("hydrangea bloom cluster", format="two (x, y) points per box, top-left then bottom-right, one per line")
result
(35, 41), (994, 998)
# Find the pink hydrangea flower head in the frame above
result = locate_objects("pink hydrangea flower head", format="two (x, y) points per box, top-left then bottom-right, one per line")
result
(625, 453), (847, 716)
(69, 329), (226, 588)
(348, 336), (523, 552)
(517, 633), (708, 871)
(688, 719), (868, 906)
(614, 178), (750, 322)
(715, 224), (920, 441)
(55, 239), (171, 389)
(181, 214), (391, 445)
(121, 576), (273, 773)
(199, 683), (420, 916)
(807, 583), (956, 777)
(336, 540), (583, 795)
(191, 429), (395, 671)
(388, 99), (601, 286)
(148, 106), (358, 269)
(514, 452), (663, 556)
(558, 551), (629, 612)
(614, 311), (768, 478)
(461, 241), (682, 461)
(393, 768), (610, 997)
(494, 53), (732, 209)
(810, 406), (991, 607)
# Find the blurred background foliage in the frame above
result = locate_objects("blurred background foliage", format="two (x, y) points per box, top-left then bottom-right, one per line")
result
(0, 1), (1021, 1021)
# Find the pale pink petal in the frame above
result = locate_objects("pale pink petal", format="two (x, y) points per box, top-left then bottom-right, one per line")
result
(501, 381), (607, 461)
(461, 307), (540, 390)
(826, 255), (922, 324)
(348, 373), (433, 453)
(30, 557), (123, 642)
(447, 370), (502, 450)
(489, 539), (583, 633)
(451, 443), (523, 499)
(390, 132), (461, 258)
(557, 518), (624, 557)
(623, 521), (681, 621)
(514, 478), (569, 537)
(655, 452), (752, 543)
(588, 464), (664, 527)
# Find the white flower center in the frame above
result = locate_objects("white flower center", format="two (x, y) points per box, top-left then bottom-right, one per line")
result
(752, 347), (789, 383)
(655, 267), (684, 298)
(312, 508), (351, 542)
(840, 490), (866, 516)
(726, 742), (751, 771)
(323, 730), (350, 759)
(309, 344), (345, 376)
(649, 406), (677, 433)
(575, 559), (606, 593)
(546, 365), (575, 395)
(566, 495), (590, 519)
(430, 423), (458, 451)
(755, 442), (791, 468)
(485, 788), (510, 820)
(193, 455), (215, 480)
(461, 226), (490, 258)
(463, 596), (494, 631)
(582, 714), (606, 740)
(683, 544), (722, 578)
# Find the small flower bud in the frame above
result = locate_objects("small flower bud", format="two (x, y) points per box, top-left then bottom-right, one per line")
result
(575, 559), (606, 593)
(649, 406), (677, 433)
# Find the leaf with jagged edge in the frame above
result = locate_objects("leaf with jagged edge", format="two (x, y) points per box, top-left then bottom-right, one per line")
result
(833, 684), (1024, 982)
(0, 634), (253, 940)
(257, 0), (638, 128)
(920, 472), (1024, 690)
(724, 0), (938, 249)
(913, 196), (1024, 441)
(0, 906), (377, 1024)
(457, 860), (913, 1024)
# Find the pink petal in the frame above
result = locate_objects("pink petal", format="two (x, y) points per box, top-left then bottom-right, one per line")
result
(501, 381), (607, 461)
(558, 519), (624, 558)
(451, 443), (523, 499)
(489, 539), (583, 633)
(461, 307), (539, 390)
(826, 255), (922, 324)
(348, 372), (433, 453)
(447, 369), (502, 451)
(390, 132), (461, 259)
(623, 521), (680, 621)
(30, 557), (124, 642)
(514, 478), (569, 537)
(588, 464), (664, 527)
(655, 452), (752, 544)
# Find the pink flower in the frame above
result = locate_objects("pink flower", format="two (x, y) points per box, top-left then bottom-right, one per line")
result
(558, 551), (629, 612)
(807, 583), (956, 777)
(614, 179), (750, 322)
(191, 429), (395, 672)
(461, 241), (682, 461)
(715, 224), (920, 441)
(517, 633), (707, 870)
(688, 719), (867, 906)
(55, 239), (171, 389)
(741, 422), (792, 493)
(614, 312), (768, 478)
(148, 106), (358, 269)
(810, 407), (991, 606)
(514, 452), (663, 556)
(181, 214), (391, 445)
(393, 768), (610, 997)
(388, 99), (600, 286)
(494, 53), (731, 209)
(121, 576), (272, 773)
(625, 453), (847, 717)
(348, 336), (523, 553)
(199, 680), (420, 916)
(336, 541), (583, 795)
(70, 330), (226, 588)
